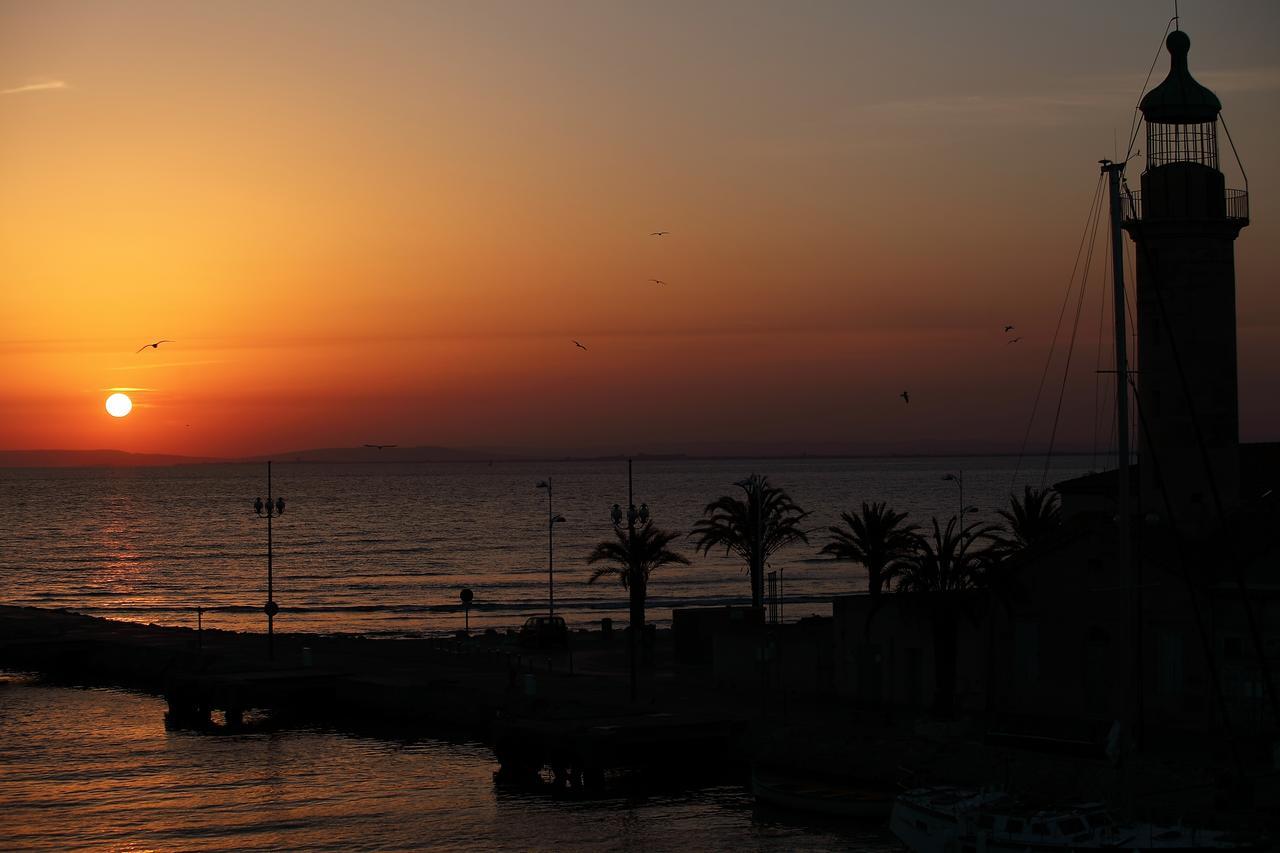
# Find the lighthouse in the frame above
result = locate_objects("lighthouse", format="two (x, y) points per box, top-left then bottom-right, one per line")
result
(1122, 28), (1249, 533)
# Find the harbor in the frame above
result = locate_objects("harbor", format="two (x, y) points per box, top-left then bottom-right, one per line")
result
(2, 602), (1276, 841)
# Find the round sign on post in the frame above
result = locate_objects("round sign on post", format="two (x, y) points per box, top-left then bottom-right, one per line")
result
(460, 588), (474, 635)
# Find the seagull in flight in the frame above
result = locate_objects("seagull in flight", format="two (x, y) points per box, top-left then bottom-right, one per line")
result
(573, 340), (588, 351)
(1007, 337), (1023, 344)
(1003, 325), (1015, 333)
(649, 278), (667, 285)
(363, 444), (397, 450)
(649, 231), (669, 237)
(900, 391), (910, 404)
(136, 340), (174, 353)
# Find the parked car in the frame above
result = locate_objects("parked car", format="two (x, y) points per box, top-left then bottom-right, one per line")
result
(519, 615), (569, 648)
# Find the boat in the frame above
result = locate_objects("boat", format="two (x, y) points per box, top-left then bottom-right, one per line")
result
(750, 764), (897, 819)
(890, 786), (1267, 852)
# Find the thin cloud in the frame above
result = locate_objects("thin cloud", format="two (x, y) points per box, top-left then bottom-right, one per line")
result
(1199, 67), (1280, 94)
(107, 359), (227, 371)
(2, 79), (69, 95)
(875, 65), (1280, 127)
(869, 90), (1127, 127)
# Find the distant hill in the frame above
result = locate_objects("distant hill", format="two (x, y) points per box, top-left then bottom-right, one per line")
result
(0, 449), (221, 468)
(0, 441), (1102, 469)
(240, 445), (518, 464)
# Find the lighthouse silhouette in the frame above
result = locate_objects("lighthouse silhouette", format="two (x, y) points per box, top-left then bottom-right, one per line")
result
(1122, 28), (1249, 534)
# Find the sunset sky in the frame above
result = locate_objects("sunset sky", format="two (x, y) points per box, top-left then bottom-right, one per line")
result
(3, 0), (1278, 458)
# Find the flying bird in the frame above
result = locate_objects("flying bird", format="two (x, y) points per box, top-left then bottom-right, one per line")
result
(1007, 337), (1023, 344)
(649, 279), (667, 285)
(136, 340), (174, 353)
(900, 391), (910, 404)
(1003, 325), (1015, 333)
(573, 340), (588, 351)
(649, 231), (669, 237)
(363, 444), (397, 450)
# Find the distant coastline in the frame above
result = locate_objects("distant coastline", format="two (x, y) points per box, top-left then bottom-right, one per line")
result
(0, 446), (1099, 468)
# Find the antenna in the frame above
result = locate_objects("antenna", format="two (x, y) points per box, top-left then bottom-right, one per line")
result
(1173, 0), (1180, 30)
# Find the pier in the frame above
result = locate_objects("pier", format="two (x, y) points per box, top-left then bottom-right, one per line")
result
(0, 605), (749, 783)
(3, 604), (1276, 829)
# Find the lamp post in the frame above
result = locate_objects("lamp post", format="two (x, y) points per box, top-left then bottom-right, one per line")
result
(942, 470), (965, 524)
(253, 461), (285, 660)
(535, 479), (567, 618)
(460, 588), (473, 635)
(610, 459), (649, 702)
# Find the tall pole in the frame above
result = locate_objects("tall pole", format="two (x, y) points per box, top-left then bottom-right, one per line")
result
(628, 458), (637, 703)
(547, 477), (554, 618)
(1103, 159), (1138, 749)
(267, 460), (274, 660)
(754, 477), (762, 609)
(958, 470), (964, 524)
(253, 463), (283, 662)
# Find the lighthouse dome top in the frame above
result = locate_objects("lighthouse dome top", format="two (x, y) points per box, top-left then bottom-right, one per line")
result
(1139, 30), (1221, 124)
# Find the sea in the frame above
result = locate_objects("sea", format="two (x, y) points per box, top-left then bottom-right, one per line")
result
(0, 456), (1093, 851)
(0, 456), (1094, 636)
(0, 673), (902, 851)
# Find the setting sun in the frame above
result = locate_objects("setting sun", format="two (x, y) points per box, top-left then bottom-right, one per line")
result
(105, 393), (132, 418)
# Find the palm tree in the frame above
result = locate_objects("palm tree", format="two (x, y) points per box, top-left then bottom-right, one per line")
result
(993, 486), (1063, 556)
(821, 501), (919, 596)
(587, 520), (689, 657)
(690, 474), (809, 609)
(981, 487), (1061, 716)
(895, 516), (998, 715)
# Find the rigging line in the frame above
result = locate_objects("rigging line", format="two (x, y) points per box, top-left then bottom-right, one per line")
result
(1042, 181), (1107, 489)
(1092, 238), (1110, 472)
(1124, 236), (1140, 466)
(1106, 366), (1119, 474)
(1124, 240), (1139, 342)
(1010, 174), (1106, 493)
(1124, 16), (1179, 162)
(1101, 271), (1120, 473)
(1219, 113), (1250, 193)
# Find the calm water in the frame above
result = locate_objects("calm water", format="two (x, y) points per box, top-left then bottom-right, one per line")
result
(0, 456), (1091, 636)
(0, 673), (897, 851)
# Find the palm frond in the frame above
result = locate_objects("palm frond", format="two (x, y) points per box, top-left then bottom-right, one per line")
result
(585, 521), (689, 589)
(822, 501), (919, 595)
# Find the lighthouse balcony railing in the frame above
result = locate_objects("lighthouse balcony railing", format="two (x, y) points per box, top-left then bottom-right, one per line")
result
(1121, 188), (1249, 225)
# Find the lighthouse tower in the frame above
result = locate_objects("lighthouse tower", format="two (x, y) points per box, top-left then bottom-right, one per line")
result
(1122, 29), (1249, 532)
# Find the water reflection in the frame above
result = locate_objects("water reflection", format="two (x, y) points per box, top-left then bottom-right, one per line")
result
(0, 675), (897, 851)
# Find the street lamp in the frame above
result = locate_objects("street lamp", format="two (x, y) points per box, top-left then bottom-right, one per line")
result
(610, 460), (649, 702)
(942, 470), (965, 524)
(253, 461), (285, 660)
(535, 479), (567, 617)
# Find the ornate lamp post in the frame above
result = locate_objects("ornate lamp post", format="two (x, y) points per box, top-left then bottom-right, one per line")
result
(941, 470), (963, 523)
(610, 460), (649, 702)
(253, 461), (285, 660)
(942, 470), (972, 523)
(535, 479), (567, 617)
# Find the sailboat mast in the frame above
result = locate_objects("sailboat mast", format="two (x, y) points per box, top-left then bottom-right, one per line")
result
(1102, 158), (1138, 748)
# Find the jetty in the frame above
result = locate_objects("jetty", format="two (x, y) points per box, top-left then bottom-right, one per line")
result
(3, 603), (1276, 831)
(0, 605), (754, 785)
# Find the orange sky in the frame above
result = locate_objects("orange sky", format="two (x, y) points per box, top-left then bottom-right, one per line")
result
(3, 1), (1278, 457)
